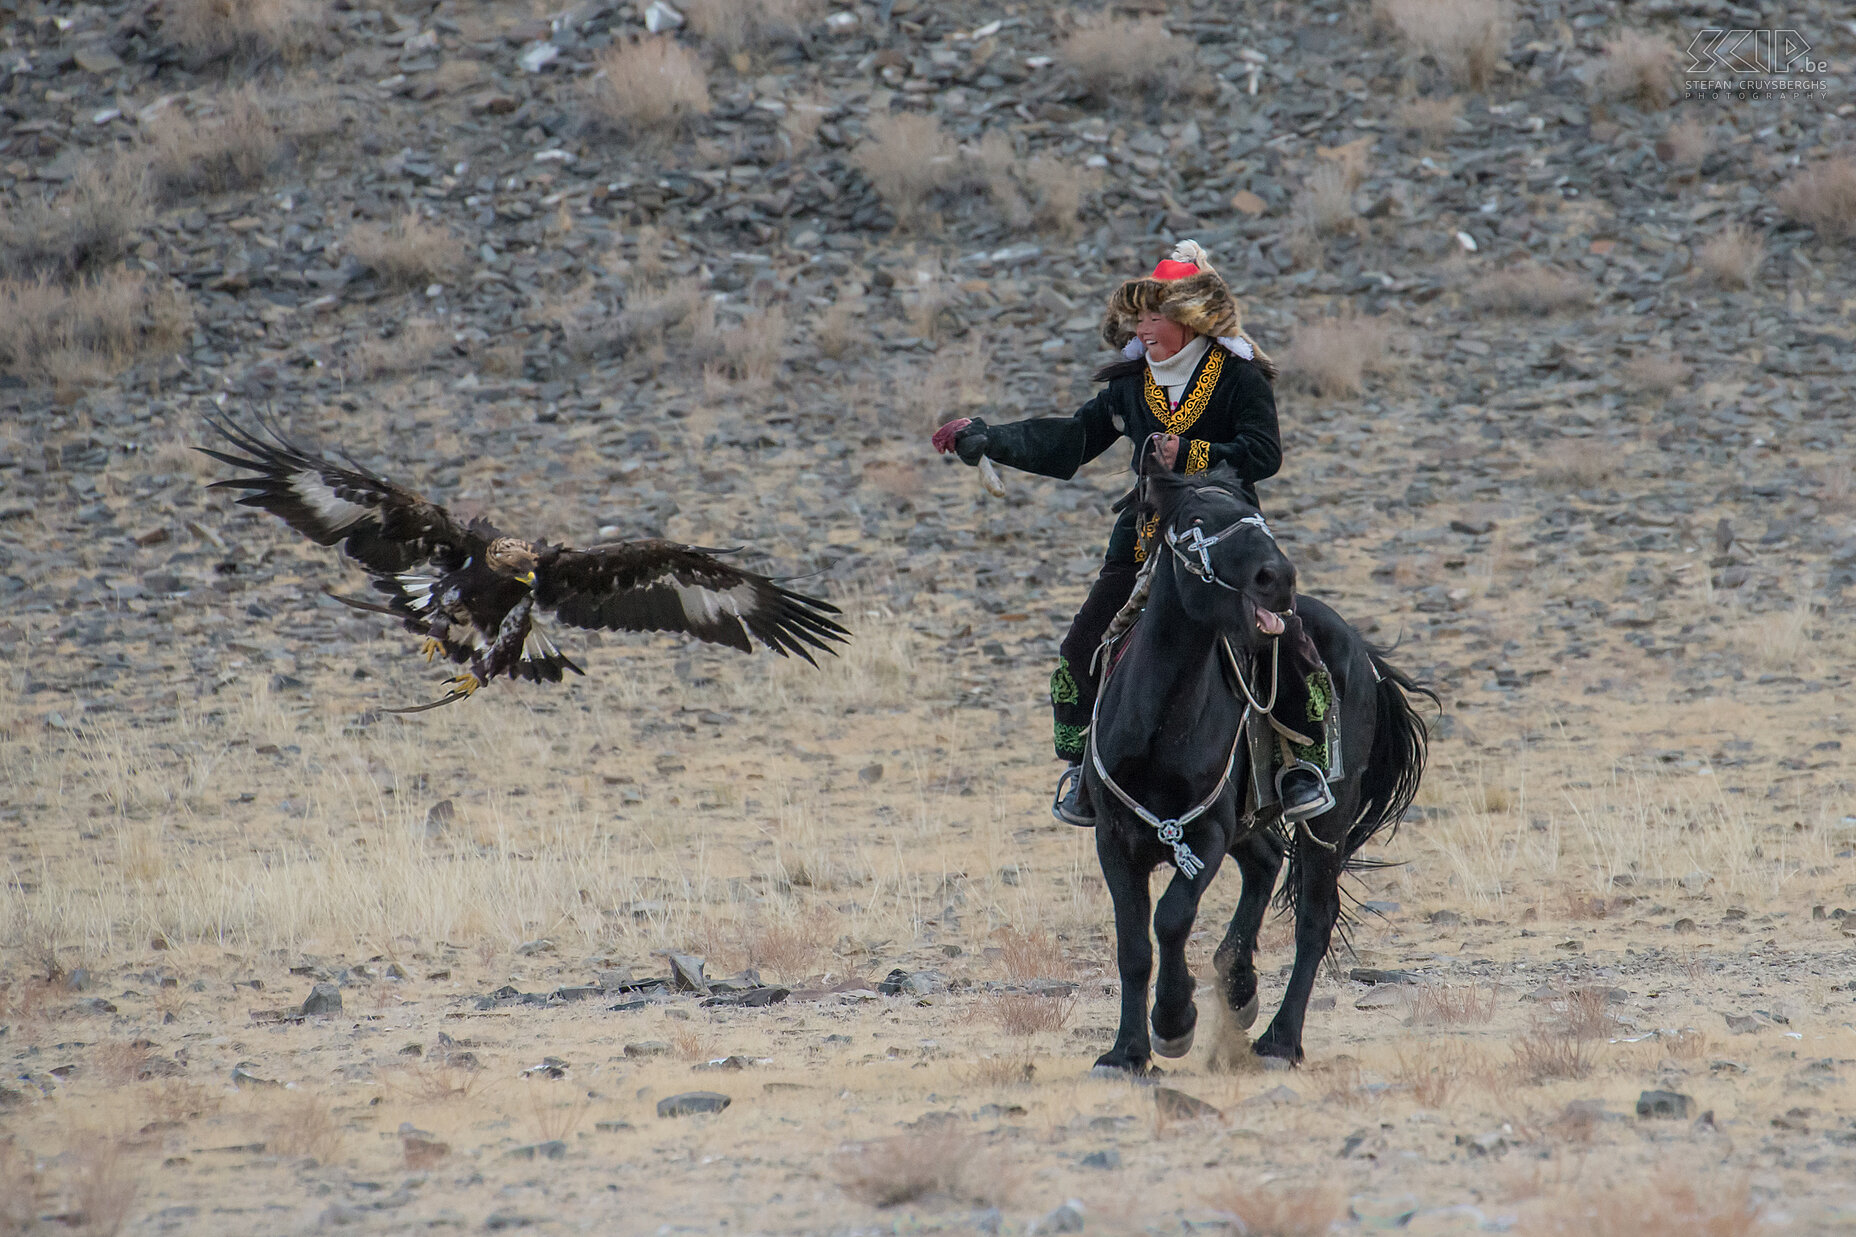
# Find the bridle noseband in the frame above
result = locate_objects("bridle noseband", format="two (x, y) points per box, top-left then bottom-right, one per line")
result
(1164, 509), (1275, 592)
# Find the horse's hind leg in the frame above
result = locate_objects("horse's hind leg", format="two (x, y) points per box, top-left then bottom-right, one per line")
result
(1150, 862), (1221, 1057)
(1212, 832), (1283, 1031)
(1093, 834), (1156, 1075)
(1253, 835), (1344, 1063)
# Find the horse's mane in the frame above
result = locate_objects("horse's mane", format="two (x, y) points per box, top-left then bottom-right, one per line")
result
(1140, 462), (1255, 527)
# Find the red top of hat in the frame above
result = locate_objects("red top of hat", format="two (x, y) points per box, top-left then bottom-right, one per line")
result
(1150, 258), (1200, 281)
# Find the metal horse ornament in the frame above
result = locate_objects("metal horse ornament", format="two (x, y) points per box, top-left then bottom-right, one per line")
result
(1083, 463), (1434, 1072)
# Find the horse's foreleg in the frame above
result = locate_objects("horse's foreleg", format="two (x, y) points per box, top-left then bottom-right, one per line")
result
(1213, 832), (1283, 1030)
(1149, 856), (1222, 1057)
(1253, 835), (1344, 1063)
(1093, 836), (1156, 1075)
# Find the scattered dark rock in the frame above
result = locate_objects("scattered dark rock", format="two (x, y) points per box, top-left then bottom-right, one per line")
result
(299, 983), (342, 1017)
(1153, 1087), (1221, 1121)
(1079, 1149), (1121, 1169)
(657, 1091), (731, 1118)
(504, 1140), (566, 1160)
(1637, 1090), (1693, 1120)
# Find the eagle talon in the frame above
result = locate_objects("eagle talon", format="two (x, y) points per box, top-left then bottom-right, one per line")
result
(446, 672), (481, 697)
(421, 637), (442, 663)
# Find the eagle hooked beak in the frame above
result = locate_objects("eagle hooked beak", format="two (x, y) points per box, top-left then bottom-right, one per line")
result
(517, 570), (537, 588)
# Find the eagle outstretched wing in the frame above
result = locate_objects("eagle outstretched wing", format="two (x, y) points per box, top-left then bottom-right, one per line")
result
(197, 413), (480, 580)
(537, 542), (848, 665)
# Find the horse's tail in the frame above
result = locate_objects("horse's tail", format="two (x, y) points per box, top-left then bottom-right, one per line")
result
(1343, 645), (1437, 861)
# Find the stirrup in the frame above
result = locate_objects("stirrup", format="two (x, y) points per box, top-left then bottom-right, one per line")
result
(1276, 760), (1335, 824)
(1052, 764), (1095, 827)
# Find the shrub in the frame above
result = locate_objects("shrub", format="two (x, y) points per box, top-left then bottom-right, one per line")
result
(1593, 29), (1677, 110)
(1378, 0), (1511, 91)
(345, 212), (465, 289)
(682, 0), (820, 55)
(145, 89), (280, 201)
(834, 1127), (999, 1208)
(1281, 314), (1393, 398)
(1658, 116), (1711, 166)
(588, 38), (711, 137)
(159, 0), (315, 66)
(1697, 224), (1762, 288)
(1468, 266), (1588, 314)
(1775, 157), (1856, 241)
(1204, 1182), (1346, 1237)
(0, 271), (192, 388)
(851, 112), (962, 227)
(1059, 17), (1197, 100)
(2, 158), (148, 280)
(1396, 95), (1463, 142)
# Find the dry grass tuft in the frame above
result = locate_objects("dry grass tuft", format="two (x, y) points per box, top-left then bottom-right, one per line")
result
(1204, 1180), (1347, 1237)
(1697, 224), (1763, 289)
(1022, 155), (1100, 236)
(834, 1126), (1000, 1208)
(1536, 441), (1616, 489)
(1397, 95), (1464, 142)
(2, 160), (149, 280)
(350, 318), (447, 380)
(589, 38), (711, 137)
(1378, 0), (1511, 91)
(1775, 157), (1856, 241)
(1395, 1040), (1490, 1106)
(985, 991), (1076, 1037)
(1624, 352), (1689, 394)
(1294, 163), (1361, 238)
(780, 95), (830, 154)
(963, 1056), (1037, 1087)
(264, 1092), (344, 1161)
(1521, 1175), (1763, 1237)
(0, 271), (192, 389)
(683, 0), (820, 55)
(1555, 987), (1618, 1039)
(1411, 983), (1499, 1026)
(1659, 116), (1711, 166)
(1468, 266), (1588, 314)
(993, 927), (1068, 981)
(145, 89), (280, 202)
(814, 294), (863, 360)
(1281, 314), (1394, 398)
(345, 212), (466, 290)
(1, 1138), (41, 1232)
(700, 306), (787, 390)
(852, 113), (963, 228)
(739, 910), (833, 979)
(57, 1135), (139, 1237)
(1511, 1018), (1595, 1084)
(526, 1084), (592, 1143)
(1060, 17), (1198, 100)
(160, 0), (315, 66)
(1593, 30), (1677, 109)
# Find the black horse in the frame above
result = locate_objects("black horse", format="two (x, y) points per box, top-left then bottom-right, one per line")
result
(1083, 463), (1433, 1071)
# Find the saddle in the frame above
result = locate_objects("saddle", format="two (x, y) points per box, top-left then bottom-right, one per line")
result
(1095, 591), (1343, 827)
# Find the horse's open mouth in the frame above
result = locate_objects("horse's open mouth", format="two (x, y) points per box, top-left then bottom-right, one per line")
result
(1245, 595), (1288, 638)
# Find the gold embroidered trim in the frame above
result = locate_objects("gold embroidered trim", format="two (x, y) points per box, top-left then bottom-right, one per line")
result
(1134, 512), (1160, 563)
(1143, 345), (1224, 435)
(1185, 439), (1211, 475)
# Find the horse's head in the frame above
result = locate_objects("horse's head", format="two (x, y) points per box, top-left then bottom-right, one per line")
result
(1143, 462), (1295, 647)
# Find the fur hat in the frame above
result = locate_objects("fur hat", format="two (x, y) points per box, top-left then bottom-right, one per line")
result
(1100, 240), (1276, 381)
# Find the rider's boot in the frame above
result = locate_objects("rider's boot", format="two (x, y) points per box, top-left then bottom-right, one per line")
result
(1052, 764), (1095, 827)
(1276, 761), (1335, 823)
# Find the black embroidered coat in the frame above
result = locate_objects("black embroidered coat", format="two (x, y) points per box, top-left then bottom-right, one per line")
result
(980, 344), (1280, 564)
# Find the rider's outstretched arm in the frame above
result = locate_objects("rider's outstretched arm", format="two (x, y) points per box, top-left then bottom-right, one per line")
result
(932, 393), (1120, 481)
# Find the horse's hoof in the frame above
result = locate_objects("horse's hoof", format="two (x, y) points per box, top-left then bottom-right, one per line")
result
(1251, 1037), (1303, 1065)
(1232, 994), (1260, 1031)
(1091, 1055), (1157, 1078)
(1151, 1027), (1195, 1059)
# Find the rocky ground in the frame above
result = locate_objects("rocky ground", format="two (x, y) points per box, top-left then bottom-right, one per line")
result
(3, 0), (1856, 1232)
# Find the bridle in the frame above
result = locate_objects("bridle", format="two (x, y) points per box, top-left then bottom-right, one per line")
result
(1164, 511), (1275, 591)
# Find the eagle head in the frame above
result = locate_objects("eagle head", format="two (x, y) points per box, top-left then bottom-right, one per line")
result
(487, 537), (540, 587)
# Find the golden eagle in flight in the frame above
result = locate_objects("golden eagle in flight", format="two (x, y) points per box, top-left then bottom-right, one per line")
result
(198, 416), (848, 711)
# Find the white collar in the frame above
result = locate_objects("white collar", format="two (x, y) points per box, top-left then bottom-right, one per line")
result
(1145, 333), (1212, 393)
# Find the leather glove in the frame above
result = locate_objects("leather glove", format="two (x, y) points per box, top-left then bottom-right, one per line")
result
(931, 417), (991, 466)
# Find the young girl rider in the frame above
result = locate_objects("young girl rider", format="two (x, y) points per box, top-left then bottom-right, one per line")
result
(931, 240), (1330, 827)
